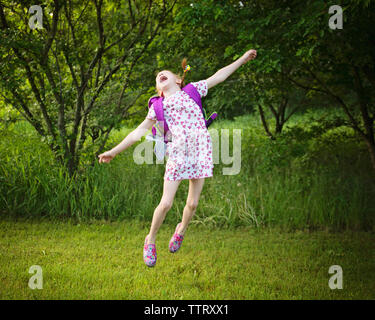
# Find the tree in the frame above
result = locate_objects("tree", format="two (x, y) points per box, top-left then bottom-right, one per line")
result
(0, 0), (177, 176)
(163, 0), (308, 127)
(282, 0), (375, 170)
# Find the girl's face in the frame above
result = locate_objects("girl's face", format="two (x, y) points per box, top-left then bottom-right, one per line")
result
(155, 70), (181, 96)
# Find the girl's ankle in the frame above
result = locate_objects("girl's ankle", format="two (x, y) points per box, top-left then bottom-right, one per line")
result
(147, 235), (156, 245)
(177, 223), (187, 235)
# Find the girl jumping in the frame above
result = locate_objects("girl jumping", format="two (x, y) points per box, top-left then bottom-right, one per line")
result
(98, 49), (257, 267)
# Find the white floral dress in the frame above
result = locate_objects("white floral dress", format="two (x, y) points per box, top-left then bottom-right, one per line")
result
(146, 80), (214, 181)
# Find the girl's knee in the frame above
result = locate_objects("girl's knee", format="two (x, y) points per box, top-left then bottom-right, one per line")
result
(159, 200), (173, 212)
(186, 200), (199, 211)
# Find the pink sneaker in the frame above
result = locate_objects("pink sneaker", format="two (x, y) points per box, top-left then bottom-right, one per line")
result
(143, 235), (157, 267)
(169, 223), (184, 253)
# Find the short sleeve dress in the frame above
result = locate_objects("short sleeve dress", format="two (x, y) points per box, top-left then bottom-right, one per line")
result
(146, 80), (214, 181)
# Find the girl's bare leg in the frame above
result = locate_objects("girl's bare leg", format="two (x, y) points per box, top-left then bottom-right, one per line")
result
(177, 178), (205, 235)
(147, 179), (182, 244)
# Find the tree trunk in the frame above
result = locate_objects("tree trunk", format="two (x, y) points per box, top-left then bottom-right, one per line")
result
(258, 104), (275, 139)
(353, 67), (375, 172)
(275, 121), (283, 134)
(365, 136), (375, 172)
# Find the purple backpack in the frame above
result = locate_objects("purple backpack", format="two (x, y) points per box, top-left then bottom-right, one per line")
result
(147, 83), (217, 143)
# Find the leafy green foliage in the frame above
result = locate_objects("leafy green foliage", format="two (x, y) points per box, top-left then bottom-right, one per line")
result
(0, 0), (177, 175)
(1, 112), (374, 230)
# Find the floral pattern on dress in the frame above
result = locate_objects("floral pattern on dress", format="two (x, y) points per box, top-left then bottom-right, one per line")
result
(146, 80), (214, 181)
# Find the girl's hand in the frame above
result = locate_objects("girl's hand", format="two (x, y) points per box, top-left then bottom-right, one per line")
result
(241, 49), (257, 64)
(98, 150), (116, 164)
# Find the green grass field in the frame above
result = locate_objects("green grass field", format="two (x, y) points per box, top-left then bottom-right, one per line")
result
(1, 218), (374, 300)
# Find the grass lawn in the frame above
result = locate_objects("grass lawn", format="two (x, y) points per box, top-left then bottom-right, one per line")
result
(0, 218), (374, 300)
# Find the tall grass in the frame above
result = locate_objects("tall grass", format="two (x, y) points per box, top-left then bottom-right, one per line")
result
(1, 111), (374, 230)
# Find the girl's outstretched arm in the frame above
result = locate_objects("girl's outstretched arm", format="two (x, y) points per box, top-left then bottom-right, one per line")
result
(98, 118), (156, 163)
(206, 49), (257, 90)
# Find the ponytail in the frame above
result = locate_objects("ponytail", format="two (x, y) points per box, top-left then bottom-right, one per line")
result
(180, 57), (190, 88)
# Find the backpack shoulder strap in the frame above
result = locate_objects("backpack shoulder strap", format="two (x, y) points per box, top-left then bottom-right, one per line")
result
(182, 83), (202, 110)
(148, 95), (169, 141)
(148, 96), (164, 121)
(183, 83), (209, 125)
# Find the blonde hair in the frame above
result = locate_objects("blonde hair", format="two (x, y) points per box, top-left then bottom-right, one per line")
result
(156, 58), (190, 97)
